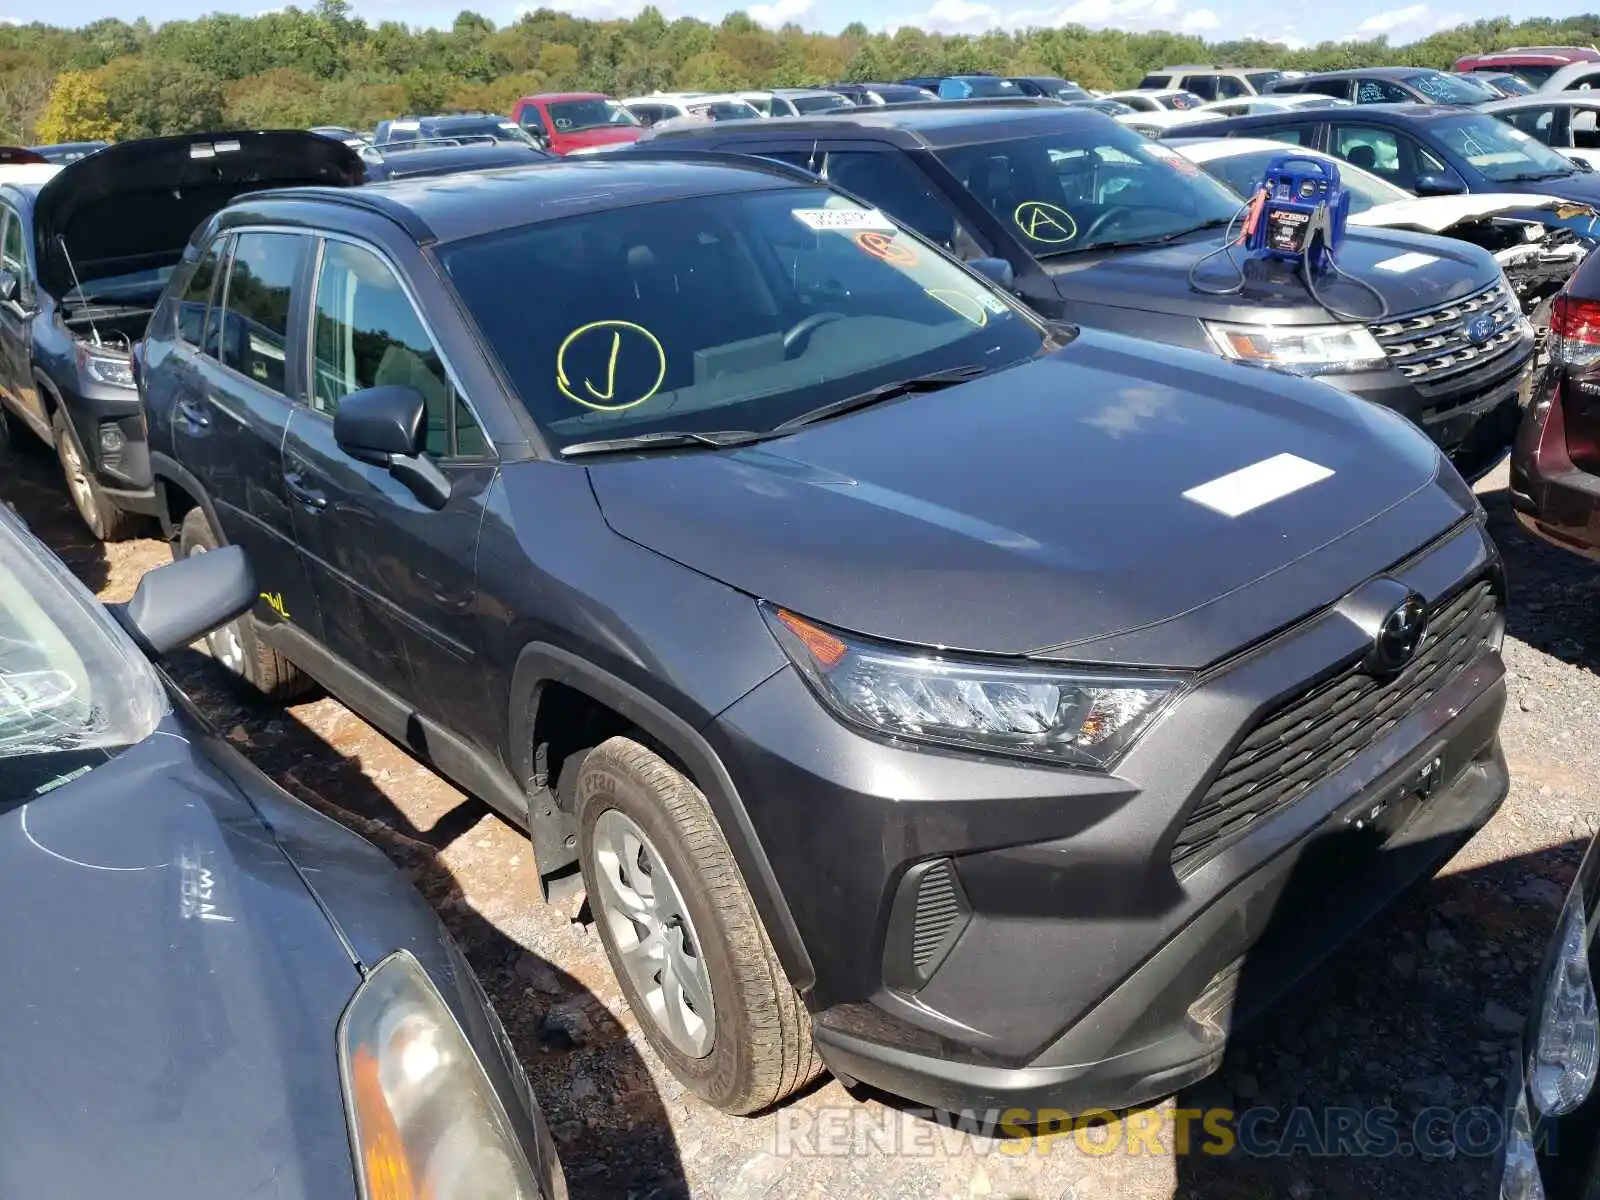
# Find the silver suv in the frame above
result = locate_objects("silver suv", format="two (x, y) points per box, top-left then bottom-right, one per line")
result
(1136, 65), (1285, 100)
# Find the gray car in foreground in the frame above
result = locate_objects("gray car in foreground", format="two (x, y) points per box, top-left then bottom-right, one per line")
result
(0, 505), (564, 1198)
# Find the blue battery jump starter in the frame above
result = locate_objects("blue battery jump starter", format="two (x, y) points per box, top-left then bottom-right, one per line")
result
(1242, 154), (1350, 271)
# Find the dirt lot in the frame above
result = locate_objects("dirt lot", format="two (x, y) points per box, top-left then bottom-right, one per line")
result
(7, 440), (1598, 1200)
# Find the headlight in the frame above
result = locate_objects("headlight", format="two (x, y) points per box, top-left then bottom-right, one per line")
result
(340, 952), (554, 1200)
(763, 605), (1183, 768)
(1204, 321), (1388, 375)
(1529, 891), (1599, 1117)
(76, 345), (135, 389)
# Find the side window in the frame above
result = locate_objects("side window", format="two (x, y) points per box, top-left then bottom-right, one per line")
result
(1136, 74), (1167, 90)
(1573, 109), (1600, 149)
(1216, 76), (1249, 99)
(776, 98), (799, 117)
(1263, 125), (1309, 146)
(1184, 75), (1219, 101)
(1414, 142), (1451, 176)
(820, 151), (987, 260)
(217, 231), (300, 396)
(1, 206), (26, 296)
(519, 106), (548, 135)
(1503, 106), (1558, 142)
(176, 237), (223, 347)
(310, 240), (482, 459)
(1307, 80), (1351, 100)
(1332, 125), (1404, 185)
(1573, 71), (1600, 91)
(1356, 79), (1409, 103)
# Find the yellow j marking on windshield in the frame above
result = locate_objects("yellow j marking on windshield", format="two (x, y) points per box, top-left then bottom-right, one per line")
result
(1013, 201), (1078, 244)
(556, 319), (667, 412)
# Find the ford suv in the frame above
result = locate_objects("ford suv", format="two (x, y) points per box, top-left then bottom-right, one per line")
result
(138, 155), (1509, 1118)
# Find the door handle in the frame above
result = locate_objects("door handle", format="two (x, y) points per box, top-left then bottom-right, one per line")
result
(176, 397), (211, 428)
(283, 471), (327, 510)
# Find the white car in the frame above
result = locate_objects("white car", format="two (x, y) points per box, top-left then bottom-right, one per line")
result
(736, 89), (853, 117)
(1114, 106), (1226, 136)
(621, 93), (762, 128)
(1170, 135), (1592, 309)
(1479, 93), (1600, 169)
(1102, 88), (1206, 113)
(0, 164), (59, 186)
(1196, 94), (1353, 118)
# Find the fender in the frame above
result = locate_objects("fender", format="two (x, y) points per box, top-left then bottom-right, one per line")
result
(150, 450), (225, 542)
(509, 642), (816, 993)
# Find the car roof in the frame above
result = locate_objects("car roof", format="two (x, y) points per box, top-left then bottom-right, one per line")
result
(245, 157), (809, 244)
(1298, 66), (1437, 80)
(1168, 134), (1335, 162)
(1211, 102), (1464, 126)
(527, 92), (609, 103)
(1107, 87), (1194, 98)
(771, 87), (842, 98)
(1482, 93), (1600, 110)
(1155, 65), (1252, 74)
(644, 99), (1094, 149)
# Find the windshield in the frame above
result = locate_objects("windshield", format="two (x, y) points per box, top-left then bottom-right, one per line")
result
(1432, 113), (1577, 181)
(1246, 70), (1284, 90)
(1162, 92), (1204, 110)
(0, 516), (164, 804)
(1407, 71), (1498, 105)
(690, 100), (762, 121)
(1197, 148), (1409, 214)
(962, 78), (1022, 98)
(1083, 99), (1135, 116)
(1498, 64), (1562, 87)
(792, 94), (850, 114)
(934, 124), (1244, 257)
(1484, 73), (1534, 95)
(439, 188), (1043, 451)
(548, 98), (640, 132)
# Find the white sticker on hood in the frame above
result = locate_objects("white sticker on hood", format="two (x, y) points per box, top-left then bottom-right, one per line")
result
(791, 207), (897, 232)
(1374, 251), (1440, 273)
(1183, 453), (1334, 517)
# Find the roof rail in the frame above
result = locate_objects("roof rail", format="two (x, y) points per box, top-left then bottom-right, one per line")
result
(377, 135), (503, 152)
(231, 186), (437, 243)
(606, 144), (825, 184)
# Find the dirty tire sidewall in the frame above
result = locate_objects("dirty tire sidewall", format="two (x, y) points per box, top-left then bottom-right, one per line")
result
(575, 735), (820, 1115)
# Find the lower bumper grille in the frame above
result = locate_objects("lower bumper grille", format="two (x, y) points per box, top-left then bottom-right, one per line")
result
(1171, 578), (1501, 872)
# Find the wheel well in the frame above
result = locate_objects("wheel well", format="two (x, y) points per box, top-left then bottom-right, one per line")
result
(533, 681), (636, 805)
(159, 476), (200, 544)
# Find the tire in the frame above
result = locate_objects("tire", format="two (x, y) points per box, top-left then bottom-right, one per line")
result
(575, 735), (821, 1115)
(52, 409), (137, 541)
(178, 506), (315, 702)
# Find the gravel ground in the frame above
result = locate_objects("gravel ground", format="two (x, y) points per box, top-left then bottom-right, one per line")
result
(6, 443), (1597, 1200)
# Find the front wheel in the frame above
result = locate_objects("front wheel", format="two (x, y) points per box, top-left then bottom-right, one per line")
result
(575, 736), (821, 1114)
(53, 409), (137, 541)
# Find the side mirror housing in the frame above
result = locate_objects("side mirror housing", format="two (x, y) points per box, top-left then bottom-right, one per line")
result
(969, 256), (1015, 291)
(1568, 154), (1596, 173)
(111, 543), (254, 655)
(332, 384), (452, 511)
(1414, 172), (1468, 197)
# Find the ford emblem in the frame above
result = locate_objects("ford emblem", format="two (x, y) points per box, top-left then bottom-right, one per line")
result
(1466, 313), (1497, 345)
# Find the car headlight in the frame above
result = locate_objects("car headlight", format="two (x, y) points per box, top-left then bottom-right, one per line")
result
(1529, 890), (1599, 1117)
(340, 951), (553, 1200)
(75, 345), (135, 389)
(763, 605), (1183, 768)
(1204, 321), (1389, 375)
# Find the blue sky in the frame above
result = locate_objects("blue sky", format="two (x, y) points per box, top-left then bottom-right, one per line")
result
(4, 0), (1596, 52)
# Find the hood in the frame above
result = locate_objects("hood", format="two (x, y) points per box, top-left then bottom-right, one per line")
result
(34, 130), (364, 300)
(1350, 191), (1597, 234)
(587, 329), (1473, 668)
(552, 125), (642, 151)
(0, 715), (359, 1198)
(1493, 168), (1600, 208)
(1048, 226), (1497, 323)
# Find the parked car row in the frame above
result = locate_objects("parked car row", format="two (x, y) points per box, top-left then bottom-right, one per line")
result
(6, 71), (1600, 1200)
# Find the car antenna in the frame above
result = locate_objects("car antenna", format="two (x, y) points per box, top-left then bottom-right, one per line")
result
(56, 232), (103, 348)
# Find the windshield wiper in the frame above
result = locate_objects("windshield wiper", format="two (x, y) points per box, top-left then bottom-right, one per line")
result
(771, 364), (990, 433)
(560, 429), (770, 457)
(1504, 169), (1575, 182)
(1040, 217), (1236, 257)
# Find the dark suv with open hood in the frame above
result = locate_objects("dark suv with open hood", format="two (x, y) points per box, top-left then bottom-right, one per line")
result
(139, 155), (1509, 1118)
(637, 102), (1536, 479)
(0, 131), (362, 539)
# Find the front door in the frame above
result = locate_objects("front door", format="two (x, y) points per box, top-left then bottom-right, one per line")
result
(281, 236), (494, 721)
(191, 229), (323, 646)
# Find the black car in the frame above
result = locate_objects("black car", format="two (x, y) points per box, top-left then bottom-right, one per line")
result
(0, 504), (565, 1199)
(639, 103), (1535, 477)
(376, 114), (542, 149)
(1458, 70), (1536, 98)
(829, 82), (936, 106)
(1269, 66), (1501, 106)
(1007, 76), (1090, 101)
(362, 140), (553, 181)
(1197, 103), (1600, 209)
(28, 139), (109, 164)
(138, 153), (1510, 1119)
(1498, 831), (1600, 1200)
(0, 130), (362, 540)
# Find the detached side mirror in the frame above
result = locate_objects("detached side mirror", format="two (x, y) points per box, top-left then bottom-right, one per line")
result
(1568, 155), (1596, 173)
(0, 269), (20, 305)
(111, 543), (254, 656)
(332, 384), (452, 510)
(1414, 172), (1468, 197)
(969, 256), (1015, 291)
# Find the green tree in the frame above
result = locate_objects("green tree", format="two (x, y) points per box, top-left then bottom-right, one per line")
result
(99, 55), (225, 138)
(36, 69), (120, 143)
(225, 68), (327, 129)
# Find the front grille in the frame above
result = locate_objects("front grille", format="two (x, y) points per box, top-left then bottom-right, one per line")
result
(1370, 281), (1523, 386)
(1170, 578), (1501, 872)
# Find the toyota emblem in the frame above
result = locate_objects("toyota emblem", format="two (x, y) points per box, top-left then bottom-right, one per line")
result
(1369, 594), (1428, 674)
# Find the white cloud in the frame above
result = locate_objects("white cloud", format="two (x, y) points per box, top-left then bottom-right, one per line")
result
(1180, 7), (1219, 30)
(881, 0), (1230, 35)
(1347, 2), (1464, 40)
(748, 0), (813, 24)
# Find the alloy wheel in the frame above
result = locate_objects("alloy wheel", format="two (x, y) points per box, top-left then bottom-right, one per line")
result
(185, 544), (247, 673)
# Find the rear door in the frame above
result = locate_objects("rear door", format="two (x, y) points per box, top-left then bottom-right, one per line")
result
(0, 199), (42, 438)
(281, 235), (495, 718)
(191, 229), (324, 645)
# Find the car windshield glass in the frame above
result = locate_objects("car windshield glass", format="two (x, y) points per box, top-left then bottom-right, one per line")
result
(1085, 99), (1135, 116)
(1432, 113), (1577, 180)
(430, 117), (537, 145)
(1162, 92), (1204, 110)
(1487, 74), (1534, 95)
(1246, 70), (1284, 89)
(1505, 65), (1561, 87)
(1199, 148), (1409, 213)
(792, 94), (850, 113)
(0, 518), (165, 805)
(934, 124), (1243, 257)
(963, 78), (1021, 97)
(548, 98), (640, 131)
(1407, 71), (1498, 104)
(689, 101), (761, 120)
(440, 188), (1043, 451)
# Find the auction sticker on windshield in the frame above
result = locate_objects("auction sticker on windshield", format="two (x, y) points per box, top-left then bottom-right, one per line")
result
(1183, 453), (1334, 517)
(792, 208), (897, 231)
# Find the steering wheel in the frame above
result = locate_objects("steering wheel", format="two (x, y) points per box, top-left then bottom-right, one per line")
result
(1081, 205), (1139, 245)
(782, 311), (846, 357)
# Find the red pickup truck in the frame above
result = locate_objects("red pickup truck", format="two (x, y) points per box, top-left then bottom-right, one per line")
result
(510, 93), (643, 155)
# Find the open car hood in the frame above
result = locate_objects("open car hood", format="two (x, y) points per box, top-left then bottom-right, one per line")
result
(33, 130), (364, 300)
(1349, 192), (1598, 234)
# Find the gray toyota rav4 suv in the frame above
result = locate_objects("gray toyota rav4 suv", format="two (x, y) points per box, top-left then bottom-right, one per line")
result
(136, 154), (1509, 1117)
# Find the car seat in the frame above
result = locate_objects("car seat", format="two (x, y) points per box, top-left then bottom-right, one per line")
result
(1347, 144), (1379, 171)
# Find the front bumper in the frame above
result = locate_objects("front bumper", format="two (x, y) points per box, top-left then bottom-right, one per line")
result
(64, 395), (156, 512)
(710, 518), (1507, 1114)
(1509, 380), (1600, 562)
